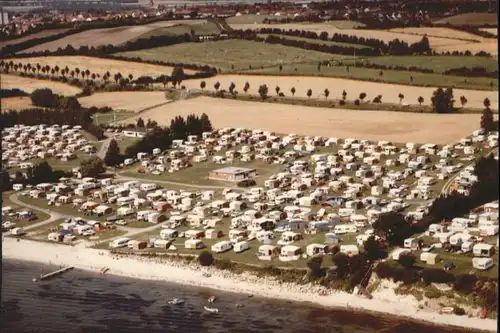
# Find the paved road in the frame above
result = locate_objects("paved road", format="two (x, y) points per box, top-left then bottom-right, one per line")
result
(9, 193), (70, 231)
(440, 147), (497, 195)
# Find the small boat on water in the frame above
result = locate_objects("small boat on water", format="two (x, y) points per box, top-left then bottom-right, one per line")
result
(204, 306), (219, 313)
(167, 298), (185, 305)
(208, 296), (216, 303)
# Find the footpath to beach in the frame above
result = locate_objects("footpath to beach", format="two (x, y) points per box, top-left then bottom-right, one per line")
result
(3, 238), (496, 333)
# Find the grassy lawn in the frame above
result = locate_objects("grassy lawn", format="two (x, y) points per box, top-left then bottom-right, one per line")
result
(258, 34), (372, 50)
(121, 159), (285, 187)
(116, 39), (339, 72)
(132, 22), (222, 41)
(2, 191), (51, 227)
(114, 136), (139, 154)
(242, 62), (497, 91)
(93, 111), (135, 126)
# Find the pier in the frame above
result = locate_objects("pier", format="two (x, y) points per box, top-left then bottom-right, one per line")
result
(32, 266), (74, 282)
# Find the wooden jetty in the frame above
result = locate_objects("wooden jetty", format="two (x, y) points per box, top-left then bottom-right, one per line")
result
(32, 266), (74, 282)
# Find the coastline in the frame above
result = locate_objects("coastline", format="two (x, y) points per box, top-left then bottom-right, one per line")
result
(3, 237), (496, 333)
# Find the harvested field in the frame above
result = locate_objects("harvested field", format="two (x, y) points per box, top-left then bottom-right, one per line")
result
(5, 56), (196, 78)
(433, 13), (498, 26)
(124, 96), (483, 144)
(481, 28), (498, 36)
(433, 40), (498, 57)
(1, 96), (34, 112)
(130, 21), (220, 41)
(389, 27), (482, 42)
(0, 28), (71, 50)
(78, 92), (170, 112)
(182, 74), (498, 110)
(229, 23), (465, 47)
(1, 74), (81, 95)
(116, 39), (340, 72)
(19, 20), (205, 53)
(258, 34), (372, 49)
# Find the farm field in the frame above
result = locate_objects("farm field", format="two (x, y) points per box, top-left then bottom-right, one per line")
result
(1, 74), (81, 95)
(481, 28), (498, 36)
(433, 13), (498, 26)
(257, 34), (372, 49)
(229, 23), (463, 46)
(122, 96), (483, 144)
(116, 39), (343, 72)
(79, 92), (170, 112)
(0, 28), (72, 50)
(1, 96), (34, 112)
(243, 62), (497, 91)
(433, 40), (498, 57)
(5, 56), (196, 78)
(388, 27), (483, 42)
(18, 20), (205, 53)
(130, 21), (221, 41)
(181, 74), (498, 109)
(351, 55), (499, 73)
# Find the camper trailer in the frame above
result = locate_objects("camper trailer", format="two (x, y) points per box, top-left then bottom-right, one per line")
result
(306, 243), (328, 256)
(233, 241), (249, 253)
(472, 257), (494, 271)
(211, 240), (233, 253)
(334, 224), (358, 234)
(473, 243), (495, 257)
(160, 229), (178, 240)
(109, 237), (131, 249)
(184, 239), (205, 249)
(340, 244), (359, 257)
(279, 245), (302, 261)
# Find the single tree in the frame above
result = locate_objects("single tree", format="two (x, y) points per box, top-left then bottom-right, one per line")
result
(481, 107), (495, 132)
(398, 93), (404, 104)
(198, 251), (214, 266)
(418, 96), (424, 106)
(342, 90), (347, 101)
(307, 89), (312, 98)
(363, 236), (385, 261)
(137, 117), (145, 128)
(483, 97), (491, 109)
(306, 256), (324, 278)
(229, 82), (236, 94)
(279, 64), (283, 72)
(200, 81), (206, 90)
(290, 87), (296, 96)
(359, 92), (366, 101)
(104, 139), (122, 167)
(258, 84), (268, 99)
(398, 253), (416, 269)
(275, 86), (280, 96)
(243, 81), (250, 93)
(80, 157), (105, 178)
(214, 81), (220, 91)
(460, 95), (468, 107)
(171, 67), (185, 86)
(324, 88), (330, 99)
(128, 74), (133, 81)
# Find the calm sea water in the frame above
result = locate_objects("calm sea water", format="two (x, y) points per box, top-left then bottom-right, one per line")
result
(1, 260), (482, 333)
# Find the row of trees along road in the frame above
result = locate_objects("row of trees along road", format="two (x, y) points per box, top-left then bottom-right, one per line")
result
(103, 113), (213, 168)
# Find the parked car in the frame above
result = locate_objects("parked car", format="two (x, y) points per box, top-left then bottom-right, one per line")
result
(444, 262), (455, 271)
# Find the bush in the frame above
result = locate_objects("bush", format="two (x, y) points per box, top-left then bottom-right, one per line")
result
(453, 307), (466, 316)
(339, 100), (346, 105)
(453, 274), (478, 293)
(354, 99), (360, 106)
(214, 258), (232, 270)
(198, 251), (214, 266)
(424, 286), (442, 299)
(398, 253), (416, 269)
(420, 268), (455, 285)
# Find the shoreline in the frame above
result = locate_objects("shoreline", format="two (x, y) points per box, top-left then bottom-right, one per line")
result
(3, 238), (496, 332)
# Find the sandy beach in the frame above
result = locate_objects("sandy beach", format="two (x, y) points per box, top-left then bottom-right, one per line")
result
(2, 238), (496, 332)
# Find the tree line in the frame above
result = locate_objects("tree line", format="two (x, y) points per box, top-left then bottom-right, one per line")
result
(232, 27), (432, 56)
(104, 113), (213, 166)
(1, 161), (70, 192)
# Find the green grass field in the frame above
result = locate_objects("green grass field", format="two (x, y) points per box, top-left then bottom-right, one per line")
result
(258, 34), (372, 49)
(351, 55), (499, 73)
(130, 22), (222, 42)
(116, 39), (339, 72)
(2, 191), (51, 227)
(242, 62), (498, 91)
